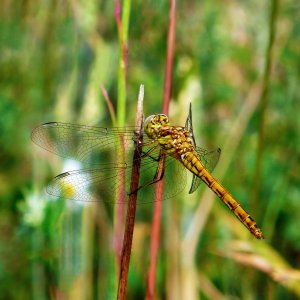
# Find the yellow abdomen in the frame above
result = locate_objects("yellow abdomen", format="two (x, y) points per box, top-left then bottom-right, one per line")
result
(181, 151), (264, 239)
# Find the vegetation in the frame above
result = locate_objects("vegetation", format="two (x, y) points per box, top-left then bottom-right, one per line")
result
(0, 0), (299, 299)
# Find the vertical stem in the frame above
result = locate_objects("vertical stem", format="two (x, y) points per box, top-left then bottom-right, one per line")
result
(113, 0), (131, 269)
(145, 158), (165, 300)
(146, 1), (176, 299)
(253, 0), (279, 205)
(100, 83), (117, 126)
(114, 0), (131, 127)
(162, 0), (176, 115)
(117, 85), (144, 300)
(122, 0), (131, 43)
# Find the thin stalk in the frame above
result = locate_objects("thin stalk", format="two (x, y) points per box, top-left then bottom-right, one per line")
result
(117, 85), (144, 300)
(122, 0), (131, 43)
(145, 158), (165, 300)
(162, 0), (176, 115)
(100, 83), (117, 126)
(145, 1), (176, 299)
(114, 0), (131, 127)
(252, 0), (279, 205)
(113, 0), (131, 269)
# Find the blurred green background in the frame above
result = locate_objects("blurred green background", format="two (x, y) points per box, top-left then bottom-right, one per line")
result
(1, 0), (300, 299)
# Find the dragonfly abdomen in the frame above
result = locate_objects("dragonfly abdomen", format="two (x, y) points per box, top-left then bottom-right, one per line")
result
(221, 192), (264, 239)
(181, 152), (264, 239)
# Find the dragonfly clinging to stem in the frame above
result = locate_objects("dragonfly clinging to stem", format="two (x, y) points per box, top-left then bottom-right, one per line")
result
(32, 105), (264, 239)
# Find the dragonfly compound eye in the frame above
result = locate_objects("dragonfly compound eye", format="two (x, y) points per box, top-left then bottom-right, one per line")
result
(144, 114), (169, 127)
(144, 114), (170, 139)
(157, 114), (169, 125)
(144, 115), (156, 126)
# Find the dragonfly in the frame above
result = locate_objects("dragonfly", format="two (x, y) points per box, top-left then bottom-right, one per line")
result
(32, 105), (264, 239)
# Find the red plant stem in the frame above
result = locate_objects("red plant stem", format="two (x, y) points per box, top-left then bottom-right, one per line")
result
(146, 0), (176, 299)
(162, 0), (176, 115)
(100, 83), (117, 126)
(117, 86), (144, 300)
(145, 158), (165, 300)
(117, 151), (141, 299)
(114, 0), (122, 30)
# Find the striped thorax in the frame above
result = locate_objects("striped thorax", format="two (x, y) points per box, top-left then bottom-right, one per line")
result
(144, 114), (196, 160)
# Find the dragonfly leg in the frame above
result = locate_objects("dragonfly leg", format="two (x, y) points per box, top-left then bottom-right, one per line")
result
(141, 146), (162, 162)
(141, 146), (161, 162)
(128, 160), (165, 195)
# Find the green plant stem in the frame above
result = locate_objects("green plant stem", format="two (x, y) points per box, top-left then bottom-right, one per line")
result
(113, 0), (131, 271)
(115, 0), (131, 127)
(253, 0), (279, 205)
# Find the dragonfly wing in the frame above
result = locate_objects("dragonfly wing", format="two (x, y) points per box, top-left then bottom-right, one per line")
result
(163, 156), (187, 199)
(196, 147), (221, 173)
(188, 147), (221, 194)
(47, 164), (130, 202)
(46, 156), (187, 203)
(184, 103), (196, 146)
(31, 122), (147, 164)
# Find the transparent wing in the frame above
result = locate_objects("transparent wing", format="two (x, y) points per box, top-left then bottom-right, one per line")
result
(184, 103), (196, 146)
(196, 147), (221, 173)
(31, 122), (153, 164)
(47, 165), (127, 202)
(46, 154), (187, 203)
(189, 147), (221, 194)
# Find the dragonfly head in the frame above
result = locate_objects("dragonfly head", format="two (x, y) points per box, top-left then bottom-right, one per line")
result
(144, 114), (169, 139)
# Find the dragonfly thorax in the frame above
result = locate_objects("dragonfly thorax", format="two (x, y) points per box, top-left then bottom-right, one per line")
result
(144, 114), (170, 140)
